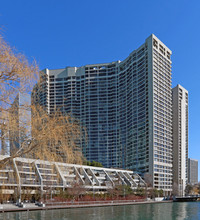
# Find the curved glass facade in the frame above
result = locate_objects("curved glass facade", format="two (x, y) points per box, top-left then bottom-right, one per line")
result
(32, 34), (173, 193)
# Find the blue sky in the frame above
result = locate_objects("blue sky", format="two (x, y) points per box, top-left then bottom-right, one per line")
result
(1, 0), (200, 178)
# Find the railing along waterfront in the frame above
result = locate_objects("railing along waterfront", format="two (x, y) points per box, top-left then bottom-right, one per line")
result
(45, 199), (148, 207)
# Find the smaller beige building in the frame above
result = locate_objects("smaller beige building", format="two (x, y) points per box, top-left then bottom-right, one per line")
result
(188, 158), (198, 185)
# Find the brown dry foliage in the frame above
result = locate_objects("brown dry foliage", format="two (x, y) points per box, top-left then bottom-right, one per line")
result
(27, 105), (85, 164)
(0, 35), (38, 114)
(67, 181), (86, 200)
(8, 104), (85, 165)
(0, 34), (85, 168)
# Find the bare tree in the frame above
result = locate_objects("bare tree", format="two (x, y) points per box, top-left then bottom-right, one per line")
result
(3, 100), (85, 167)
(67, 181), (86, 201)
(0, 33), (37, 163)
(27, 104), (85, 164)
(0, 34), (38, 115)
(0, 34), (85, 168)
(185, 184), (193, 195)
(172, 182), (179, 196)
(143, 173), (153, 187)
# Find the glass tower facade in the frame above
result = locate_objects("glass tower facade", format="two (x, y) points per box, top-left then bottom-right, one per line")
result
(32, 34), (173, 193)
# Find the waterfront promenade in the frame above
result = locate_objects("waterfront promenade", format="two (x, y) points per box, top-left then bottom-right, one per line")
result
(0, 200), (172, 213)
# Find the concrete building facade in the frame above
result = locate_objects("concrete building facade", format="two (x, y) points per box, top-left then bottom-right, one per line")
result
(0, 155), (146, 197)
(172, 84), (188, 196)
(188, 158), (198, 185)
(172, 85), (188, 195)
(0, 122), (9, 155)
(9, 93), (31, 155)
(32, 34), (173, 193)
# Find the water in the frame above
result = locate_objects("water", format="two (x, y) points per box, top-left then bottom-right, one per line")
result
(0, 202), (200, 220)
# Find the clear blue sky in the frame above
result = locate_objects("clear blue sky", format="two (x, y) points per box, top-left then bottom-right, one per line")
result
(1, 0), (200, 178)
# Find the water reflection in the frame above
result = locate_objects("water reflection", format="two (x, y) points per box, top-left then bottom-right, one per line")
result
(173, 202), (188, 219)
(0, 202), (199, 220)
(173, 202), (200, 220)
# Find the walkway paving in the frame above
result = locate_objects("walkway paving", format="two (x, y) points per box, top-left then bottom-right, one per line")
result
(0, 200), (172, 213)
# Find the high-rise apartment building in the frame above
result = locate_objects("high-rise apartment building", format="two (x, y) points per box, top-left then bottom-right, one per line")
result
(32, 34), (173, 193)
(172, 84), (188, 196)
(188, 158), (198, 185)
(9, 93), (31, 155)
(0, 122), (9, 155)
